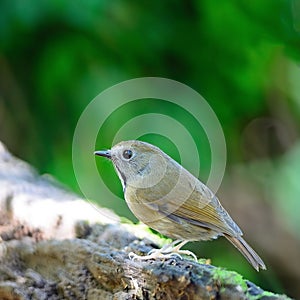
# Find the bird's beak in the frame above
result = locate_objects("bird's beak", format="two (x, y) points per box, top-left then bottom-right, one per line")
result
(94, 150), (111, 159)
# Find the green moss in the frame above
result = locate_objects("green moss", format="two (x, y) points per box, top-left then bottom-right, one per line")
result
(197, 258), (209, 264)
(259, 291), (278, 298)
(212, 268), (248, 291)
(212, 269), (291, 300)
(248, 290), (292, 300)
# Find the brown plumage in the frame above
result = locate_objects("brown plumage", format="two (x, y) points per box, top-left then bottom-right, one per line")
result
(95, 140), (266, 271)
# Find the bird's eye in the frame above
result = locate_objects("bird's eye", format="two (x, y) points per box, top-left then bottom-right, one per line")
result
(122, 149), (133, 160)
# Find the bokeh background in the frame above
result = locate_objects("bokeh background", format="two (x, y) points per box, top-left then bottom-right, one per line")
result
(1, 0), (300, 298)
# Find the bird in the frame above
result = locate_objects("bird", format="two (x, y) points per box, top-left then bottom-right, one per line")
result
(94, 140), (266, 271)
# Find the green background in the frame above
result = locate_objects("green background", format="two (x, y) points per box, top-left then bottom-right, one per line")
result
(1, 0), (300, 298)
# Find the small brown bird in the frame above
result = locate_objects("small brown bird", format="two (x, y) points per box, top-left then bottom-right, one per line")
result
(95, 140), (266, 271)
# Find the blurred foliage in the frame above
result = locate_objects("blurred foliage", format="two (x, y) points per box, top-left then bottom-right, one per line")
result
(1, 0), (300, 297)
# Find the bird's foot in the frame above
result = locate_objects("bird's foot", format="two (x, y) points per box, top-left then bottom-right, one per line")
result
(129, 240), (198, 261)
(128, 250), (182, 261)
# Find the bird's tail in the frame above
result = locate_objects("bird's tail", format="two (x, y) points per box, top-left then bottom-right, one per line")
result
(224, 234), (266, 271)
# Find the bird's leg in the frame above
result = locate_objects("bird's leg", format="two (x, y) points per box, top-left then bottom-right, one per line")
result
(148, 239), (182, 254)
(129, 240), (198, 261)
(166, 240), (198, 261)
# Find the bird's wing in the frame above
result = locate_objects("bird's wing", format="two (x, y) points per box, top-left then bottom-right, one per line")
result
(158, 180), (242, 236)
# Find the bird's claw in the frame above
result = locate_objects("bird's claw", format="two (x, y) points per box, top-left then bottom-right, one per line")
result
(128, 241), (198, 261)
(128, 250), (182, 261)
